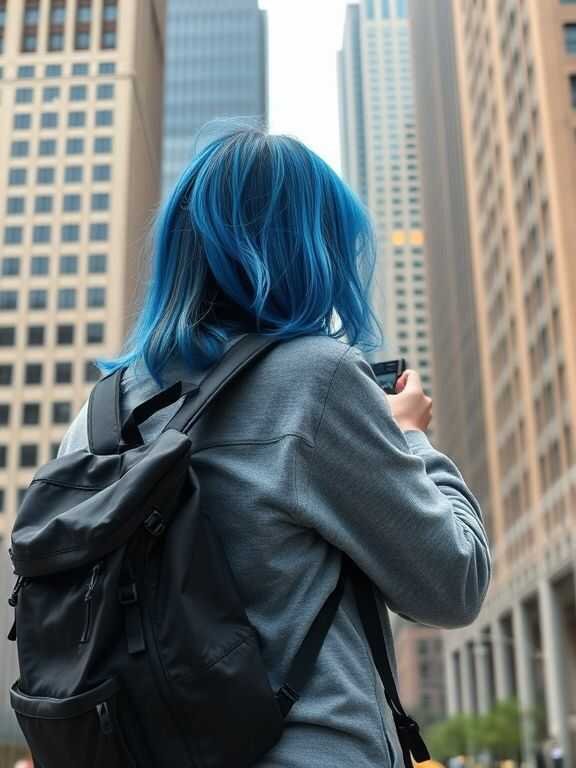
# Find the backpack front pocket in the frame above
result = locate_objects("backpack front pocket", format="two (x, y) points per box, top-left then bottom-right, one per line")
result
(10, 677), (137, 768)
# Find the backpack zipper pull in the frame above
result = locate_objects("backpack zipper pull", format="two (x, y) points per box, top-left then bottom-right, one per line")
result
(80, 562), (103, 644)
(8, 576), (25, 607)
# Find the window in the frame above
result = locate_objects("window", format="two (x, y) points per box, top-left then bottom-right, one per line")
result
(58, 288), (76, 309)
(37, 167), (55, 185)
(564, 24), (576, 54)
(95, 109), (113, 126)
(75, 0), (92, 50)
(57, 325), (74, 344)
(63, 194), (81, 212)
(571, 75), (576, 108)
(6, 197), (25, 215)
(31, 255), (49, 275)
(87, 286), (106, 307)
(101, 0), (118, 48)
(68, 111), (86, 127)
(94, 137), (112, 154)
(85, 361), (101, 382)
(4, 226), (23, 245)
(382, 0), (390, 16)
(11, 141), (29, 157)
(13, 114), (31, 130)
(29, 290), (48, 310)
(66, 137), (84, 155)
(92, 165), (111, 182)
(366, 0), (374, 18)
(24, 364), (42, 385)
(70, 85), (87, 101)
(9, 168), (27, 185)
(1, 258), (20, 276)
(88, 253), (107, 273)
(27, 326), (45, 346)
(60, 255), (78, 274)
(15, 88), (33, 104)
(48, 0), (66, 50)
(0, 327), (15, 347)
(33, 225), (52, 244)
(0, 405), (10, 426)
(76, 31), (90, 48)
(90, 223), (108, 241)
(91, 193), (109, 211)
(39, 139), (57, 155)
(41, 112), (58, 128)
(65, 165), (83, 183)
(35, 195), (53, 214)
(62, 224), (80, 242)
(20, 444), (38, 467)
(99, 62), (116, 74)
(0, 445), (7, 468)
(22, 403), (41, 425)
(55, 362), (72, 384)
(51, 442), (60, 459)
(17, 65), (35, 78)
(43, 86), (60, 102)
(86, 322), (104, 344)
(45, 64), (62, 77)
(97, 83), (114, 99)
(52, 402), (71, 424)
(72, 63), (89, 75)
(0, 365), (13, 385)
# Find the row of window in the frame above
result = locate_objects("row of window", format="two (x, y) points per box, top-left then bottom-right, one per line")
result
(7, 164), (111, 187)
(0, 360), (99, 388)
(0, 324), (104, 346)
(14, 109), (113, 129)
(7, 61), (116, 79)
(14, 82), (113, 104)
(365, 0), (408, 21)
(0, 287), (107, 311)
(1, 253), (107, 277)
(4, 221), (109, 245)
(19, 0), (118, 53)
(11, 136), (112, 158)
(0, 402), (70, 429)
(7, 192), (110, 215)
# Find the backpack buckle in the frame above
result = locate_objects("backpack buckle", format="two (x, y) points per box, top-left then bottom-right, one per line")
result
(118, 583), (138, 605)
(144, 509), (166, 537)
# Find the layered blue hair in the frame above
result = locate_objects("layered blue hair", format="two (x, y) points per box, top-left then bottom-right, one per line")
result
(99, 126), (381, 385)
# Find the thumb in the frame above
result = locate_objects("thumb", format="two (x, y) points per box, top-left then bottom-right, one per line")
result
(402, 369), (423, 393)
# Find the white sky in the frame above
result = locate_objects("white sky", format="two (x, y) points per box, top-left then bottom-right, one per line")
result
(259, 0), (354, 174)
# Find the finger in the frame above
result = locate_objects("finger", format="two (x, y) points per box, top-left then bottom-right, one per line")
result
(395, 371), (409, 393)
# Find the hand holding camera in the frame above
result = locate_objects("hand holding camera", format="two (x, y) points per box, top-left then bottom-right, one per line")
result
(371, 360), (432, 433)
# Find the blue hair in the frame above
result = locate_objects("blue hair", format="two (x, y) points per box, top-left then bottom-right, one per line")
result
(98, 126), (382, 385)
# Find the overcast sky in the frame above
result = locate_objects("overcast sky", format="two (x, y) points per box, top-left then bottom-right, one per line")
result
(259, 0), (353, 174)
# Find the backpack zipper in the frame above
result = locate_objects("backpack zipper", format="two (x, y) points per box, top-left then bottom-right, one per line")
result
(80, 561), (103, 644)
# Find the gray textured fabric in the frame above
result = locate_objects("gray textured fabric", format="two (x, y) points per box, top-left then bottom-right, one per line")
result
(57, 335), (491, 768)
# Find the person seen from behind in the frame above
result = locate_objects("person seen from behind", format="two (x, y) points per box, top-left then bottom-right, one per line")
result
(58, 125), (491, 767)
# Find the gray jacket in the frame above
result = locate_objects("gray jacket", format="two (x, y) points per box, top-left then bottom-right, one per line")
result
(58, 335), (491, 768)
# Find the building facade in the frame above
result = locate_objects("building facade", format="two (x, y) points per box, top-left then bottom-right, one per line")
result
(445, 0), (576, 763)
(162, 0), (267, 194)
(0, 0), (165, 740)
(338, 0), (433, 394)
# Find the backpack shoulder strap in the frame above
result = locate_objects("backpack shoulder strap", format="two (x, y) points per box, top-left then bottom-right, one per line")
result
(160, 334), (279, 436)
(87, 367), (125, 455)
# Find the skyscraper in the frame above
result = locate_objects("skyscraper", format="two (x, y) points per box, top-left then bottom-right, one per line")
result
(338, 0), (433, 397)
(162, 0), (268, 193)
(446, 0), (576, 762)
(408, 0), (490, 524)
(0, 0), (165, 739)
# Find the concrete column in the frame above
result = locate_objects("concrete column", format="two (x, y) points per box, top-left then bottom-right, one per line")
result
(538, 578), (572, 767)
(460, 640), (476, 715)
(474, 638), (492, 714)
(445, 644), (459, 717)
(492, 617), (513, 701)
(513, 601), (536, 768)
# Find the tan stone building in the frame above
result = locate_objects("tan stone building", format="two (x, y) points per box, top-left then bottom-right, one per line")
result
(442, 0), (576, 763)
(0, 0), (165, 540)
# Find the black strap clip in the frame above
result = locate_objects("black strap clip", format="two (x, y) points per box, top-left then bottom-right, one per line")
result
(394, 713), (430, 764)
(275, 683), (300, 717)
(144, 509), (166, 537)
(118, 583), (138, 605)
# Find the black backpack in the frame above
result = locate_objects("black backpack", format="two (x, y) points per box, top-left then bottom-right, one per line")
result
(7, 335), (429, 768)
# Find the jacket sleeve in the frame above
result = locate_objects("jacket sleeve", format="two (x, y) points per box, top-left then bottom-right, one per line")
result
(295, 346), (491, 629)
